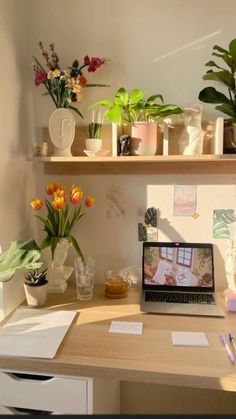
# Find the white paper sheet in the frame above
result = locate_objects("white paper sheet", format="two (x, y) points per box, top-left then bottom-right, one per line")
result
(109, 321), (143, 335)
(171, 331), (209, 347)
(0, 308), (77, 358)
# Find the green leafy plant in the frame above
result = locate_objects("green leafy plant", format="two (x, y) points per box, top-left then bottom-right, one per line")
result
(0, 240), (42, 282)
(198, 39), (236, 123)
(24, 268), (48, 287)
(91, 87), (183, 125)
(88, 122), (103, 139)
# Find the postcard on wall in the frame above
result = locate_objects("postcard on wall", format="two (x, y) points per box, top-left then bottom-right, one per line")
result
(105, 184), (126, 219)
(173, 185), (197, 216)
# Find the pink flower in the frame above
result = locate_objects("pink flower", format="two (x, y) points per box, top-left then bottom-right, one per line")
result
(34, 69), (47, 86)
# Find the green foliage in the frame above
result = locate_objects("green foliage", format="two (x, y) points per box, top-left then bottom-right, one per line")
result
(0, 240), (42, 282)
(198, 39), (236, 122)
(88, 122), (103, 139)
(91, 87), (183, 125)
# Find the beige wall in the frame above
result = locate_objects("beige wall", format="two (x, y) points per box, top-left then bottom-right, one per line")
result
(28, 0), (236, 291)
(0, 0), (236, 413)
(0, 0), (36, 319)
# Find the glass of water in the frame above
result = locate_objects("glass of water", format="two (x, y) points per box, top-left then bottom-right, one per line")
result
(74, 256), (95, 300)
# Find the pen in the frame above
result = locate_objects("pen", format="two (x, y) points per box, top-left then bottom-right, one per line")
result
(229, 333), (236, 352)
(219, 332), (235, 365)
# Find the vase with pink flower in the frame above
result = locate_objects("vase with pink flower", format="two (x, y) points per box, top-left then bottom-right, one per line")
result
(31, 182), (95, 293)
(32, 41), (110, 156)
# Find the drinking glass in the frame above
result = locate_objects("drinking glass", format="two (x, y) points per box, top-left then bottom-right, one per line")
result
(74, 257), (95, 300)
(104, 269), (131, 299)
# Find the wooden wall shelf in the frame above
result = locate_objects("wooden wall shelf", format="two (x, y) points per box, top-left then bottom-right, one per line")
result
(28, 154), (236, 175)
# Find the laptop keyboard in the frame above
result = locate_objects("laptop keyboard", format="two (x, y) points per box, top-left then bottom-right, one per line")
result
(145, 291), (216, 305)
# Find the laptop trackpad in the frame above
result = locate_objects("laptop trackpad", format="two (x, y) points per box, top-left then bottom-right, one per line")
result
(166, 303), (199, 315)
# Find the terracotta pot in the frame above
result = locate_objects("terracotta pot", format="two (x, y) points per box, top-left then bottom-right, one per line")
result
(23, 282), (48, 307)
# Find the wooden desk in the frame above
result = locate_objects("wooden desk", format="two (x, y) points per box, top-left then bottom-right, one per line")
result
(0, 285), (236, 414)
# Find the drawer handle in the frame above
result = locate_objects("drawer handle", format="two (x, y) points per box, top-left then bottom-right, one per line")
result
(7, 372), (53, 382)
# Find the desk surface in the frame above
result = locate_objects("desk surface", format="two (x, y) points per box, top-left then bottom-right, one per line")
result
(0, 285), (236, 392)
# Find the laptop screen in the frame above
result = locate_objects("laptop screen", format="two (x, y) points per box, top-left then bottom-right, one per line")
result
(143, 242), (215, 292)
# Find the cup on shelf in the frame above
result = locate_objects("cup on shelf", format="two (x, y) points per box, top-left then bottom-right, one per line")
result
(104, 269), (131, 299)
(32, 142), (48, 157)
(74, 256), (95, 300)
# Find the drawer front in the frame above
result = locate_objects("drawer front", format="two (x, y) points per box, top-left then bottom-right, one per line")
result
(0, 372), (90, 414)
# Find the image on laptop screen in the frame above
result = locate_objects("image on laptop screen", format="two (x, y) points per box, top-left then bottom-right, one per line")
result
(143, 242), (214, 290)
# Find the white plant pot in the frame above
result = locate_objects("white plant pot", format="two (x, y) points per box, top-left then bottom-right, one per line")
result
(23, 282), (48, 307)
(85, 138), (102, 151)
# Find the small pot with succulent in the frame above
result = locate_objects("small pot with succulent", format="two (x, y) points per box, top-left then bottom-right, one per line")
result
(198, 38), (236, 153)
(85, 109), (104, 153)
(0, 239), (48, 308)
(24, 268), (48, 307)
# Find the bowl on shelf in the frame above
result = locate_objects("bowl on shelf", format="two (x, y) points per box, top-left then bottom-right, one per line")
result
(83, 149), (110, 157)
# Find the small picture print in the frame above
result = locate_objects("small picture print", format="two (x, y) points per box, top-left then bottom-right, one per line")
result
(213, 209), (236, 239)
(173, 185), (197, 216)
(105, 185), (125, 219)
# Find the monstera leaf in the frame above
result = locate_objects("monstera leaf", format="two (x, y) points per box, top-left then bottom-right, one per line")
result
(0, 240), (42, 282)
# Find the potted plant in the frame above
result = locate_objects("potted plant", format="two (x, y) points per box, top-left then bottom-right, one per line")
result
(0, 239), (42, 282)
(24, 268), (48, 307)
(85, 109), (104, 153)
(198, 38), (236, 153)
(0, 239), (48, 307)
(30, 182), (95, 293)
(91, 87), (182, 155)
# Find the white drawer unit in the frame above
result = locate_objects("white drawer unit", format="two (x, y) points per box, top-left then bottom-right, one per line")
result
(0, 371), (120, 414)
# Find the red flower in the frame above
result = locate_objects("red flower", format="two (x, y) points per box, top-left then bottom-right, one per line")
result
(83, 55), (90, 65)
(46, 182), (64, 195)
(88, 57), (103, 72)
(70, 186), (83, 205)
(79, 75), (87, 85)
(51, 196), (65, 210)
(85, 195), (95, 207)
(31, 198), (43, 210)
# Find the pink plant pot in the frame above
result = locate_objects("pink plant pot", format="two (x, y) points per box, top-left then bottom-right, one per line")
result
(130, 122), (157, 156)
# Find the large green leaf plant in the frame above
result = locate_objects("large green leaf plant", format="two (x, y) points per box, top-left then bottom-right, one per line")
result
(0, 240), (42, 282)
(198, 39), (236, 123)
(92, 87), (183, 125)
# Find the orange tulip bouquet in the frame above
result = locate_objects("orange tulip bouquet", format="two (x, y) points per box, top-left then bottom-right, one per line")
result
(31, 182), (95, 263)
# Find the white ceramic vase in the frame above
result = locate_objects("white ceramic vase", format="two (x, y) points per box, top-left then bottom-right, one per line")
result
(47, 238), (74, 294)
(23, 282), (48, 307)
(49, 108), (76, 157)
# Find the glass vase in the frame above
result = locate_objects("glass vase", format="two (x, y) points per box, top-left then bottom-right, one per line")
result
(47, 238), (74, 294)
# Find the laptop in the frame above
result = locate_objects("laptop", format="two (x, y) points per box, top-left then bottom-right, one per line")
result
(140, 241), (225, 317)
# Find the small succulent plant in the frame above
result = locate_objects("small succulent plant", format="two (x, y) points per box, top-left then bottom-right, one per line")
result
(24, 268), (48, 287)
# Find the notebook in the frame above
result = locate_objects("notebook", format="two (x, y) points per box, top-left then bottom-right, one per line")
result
(140, 241), (225, 317)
